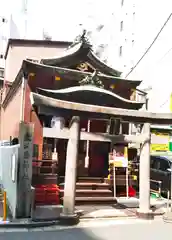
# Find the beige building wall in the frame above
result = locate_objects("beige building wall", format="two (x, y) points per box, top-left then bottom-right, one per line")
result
(1, 84), (22, 140)
(1, 39), (70, 140)
(5, 40), (70, 83)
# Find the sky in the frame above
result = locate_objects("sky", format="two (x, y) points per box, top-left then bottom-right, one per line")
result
(0, 0), (119, 71)
(1, 0), (172, 112)
(0, 0), (116, 40)
(0, 0), (118, 68)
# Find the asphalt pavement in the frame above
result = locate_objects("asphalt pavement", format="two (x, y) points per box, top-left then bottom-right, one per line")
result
(0, 217), (171, 240)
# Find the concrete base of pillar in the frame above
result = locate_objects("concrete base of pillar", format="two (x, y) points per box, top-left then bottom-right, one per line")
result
(163, 212), (172, 223)
(32, 205), (63, 221)
(136, 210), (154, 220)
(59, 213), (80, 225)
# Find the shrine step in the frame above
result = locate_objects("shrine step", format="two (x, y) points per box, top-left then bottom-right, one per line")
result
(32, 174), (58, 185)
(33, 163), (57, 174)
(59, 176), (105, 184)
(77, 177), (105, 183)
(60, 189), (113, 198)
(61, 196), (117, 205)
(59, 178), (114, 205)
(59, 182), (111, 190)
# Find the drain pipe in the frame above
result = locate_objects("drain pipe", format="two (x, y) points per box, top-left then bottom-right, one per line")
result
(20, 74), (27, 122)
(0, 88), (3, 139)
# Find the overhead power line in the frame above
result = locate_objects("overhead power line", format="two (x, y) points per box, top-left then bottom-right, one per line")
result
(125, 13), (172, 78)
(156, 47), (172, 64)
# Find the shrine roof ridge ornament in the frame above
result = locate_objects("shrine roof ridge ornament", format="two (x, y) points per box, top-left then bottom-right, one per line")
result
(67, 29), (92, 50)
(30, 92), (172, 124)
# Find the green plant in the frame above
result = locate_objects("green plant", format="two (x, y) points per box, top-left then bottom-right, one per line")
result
(79, 71), (104, 88)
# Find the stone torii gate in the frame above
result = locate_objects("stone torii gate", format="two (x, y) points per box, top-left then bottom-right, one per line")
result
(31, 92), (172, 223)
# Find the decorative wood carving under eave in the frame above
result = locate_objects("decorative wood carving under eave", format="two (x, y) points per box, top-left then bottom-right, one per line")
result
(76, 62), (95, 72)
(55, 76), (61, 81)
(76, 63), (89, 71)
(130, 89), (136, 101)
(110, 84), (116, 90)
(28, 73), (35, 80)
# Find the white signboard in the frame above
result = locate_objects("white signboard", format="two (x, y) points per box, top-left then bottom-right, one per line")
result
(113, 146), (128, 168)
(52, 152), (58, 161)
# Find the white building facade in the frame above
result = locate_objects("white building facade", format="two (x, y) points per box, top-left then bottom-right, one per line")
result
(113, 0), (172, 113)
(1, 0), (172, 113)
(0, 16), (8, 68)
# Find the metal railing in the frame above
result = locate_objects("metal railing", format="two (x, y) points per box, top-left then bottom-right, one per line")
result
(150, 179), (162, 196)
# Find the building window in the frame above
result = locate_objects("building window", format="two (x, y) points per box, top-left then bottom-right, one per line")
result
(132, 40), (134, 47)
(119, 46), (122, 56)
(120, 21), (123, 31)
(121, 0), (124, 6)
(0, 70), (4, 78)
(0, 67), (4, 78)
(0, 54), (3, 59)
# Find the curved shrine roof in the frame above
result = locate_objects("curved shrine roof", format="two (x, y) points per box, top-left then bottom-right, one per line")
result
(22, 60), (142, 89)
(40, 37), (121, 77)
(36, 85), (144, 110)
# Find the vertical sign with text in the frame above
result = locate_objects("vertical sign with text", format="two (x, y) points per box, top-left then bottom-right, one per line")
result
(17, 122), (33, 218)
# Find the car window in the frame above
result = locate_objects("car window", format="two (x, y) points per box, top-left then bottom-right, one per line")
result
(150, 156), (155, 168)
(152, 157), (161, 170)
(151, 156), (170, 171)
(150, 156), (159, 169)
(159, 159), (170, 171)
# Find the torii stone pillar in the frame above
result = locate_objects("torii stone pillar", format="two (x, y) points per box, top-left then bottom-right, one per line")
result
(137, 123), (153, 219)
(60, 116), (80, 224)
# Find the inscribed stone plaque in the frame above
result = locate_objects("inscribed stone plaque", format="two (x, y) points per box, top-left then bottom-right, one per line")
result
(17, 122), (33, 218)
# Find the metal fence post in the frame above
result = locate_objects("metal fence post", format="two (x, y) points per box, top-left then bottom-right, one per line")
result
(30, 186), (35, 220)
(170, 164), (172, 212)
(113, 165), (116, 198)
(3, 191), (7, 221)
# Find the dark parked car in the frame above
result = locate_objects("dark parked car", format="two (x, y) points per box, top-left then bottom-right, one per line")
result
(150, 152), (172, 197)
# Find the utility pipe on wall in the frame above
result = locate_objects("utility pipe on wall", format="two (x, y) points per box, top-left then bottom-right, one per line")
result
(20, 76), (27, 122)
